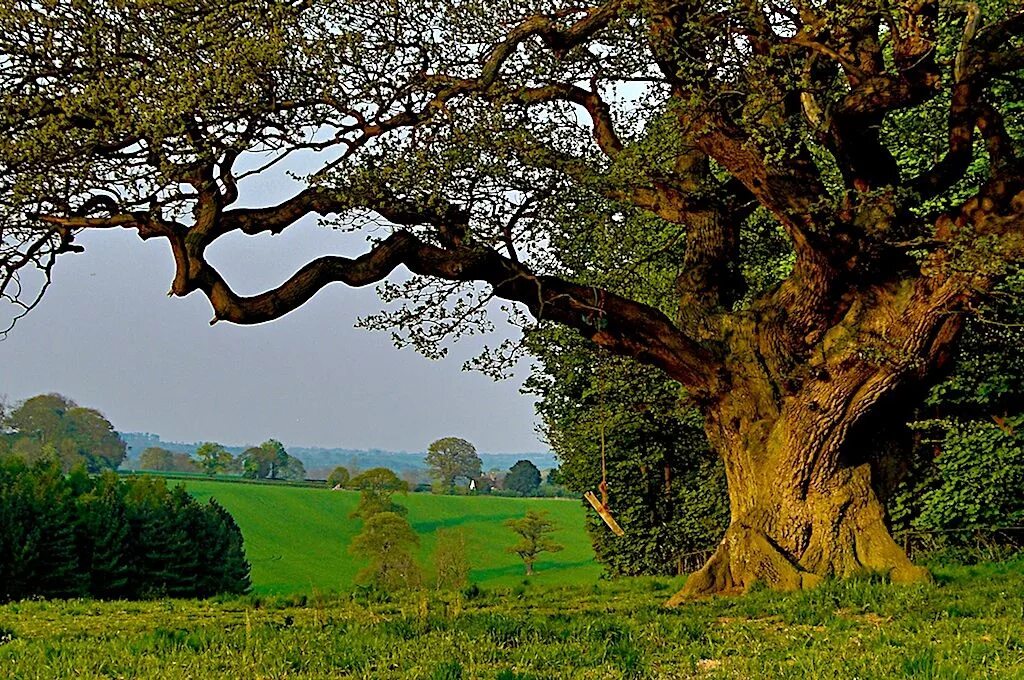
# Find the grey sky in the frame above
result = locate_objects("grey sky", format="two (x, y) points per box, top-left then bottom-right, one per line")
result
(1, 164), (546, 453)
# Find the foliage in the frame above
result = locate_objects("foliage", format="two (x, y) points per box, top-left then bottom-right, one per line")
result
(504, 511), (564, 576)
(243, 440), (287, 479)
(3, 0), (1024, 591)
(138, 446), (200, 473)
(897, 418), (1024, 532)
(504, 460), (542, 496)
(433, 527), (470, 591)
(545, 467), (565, 486)
(326, 466), (350, 488)
(195, 442), (233, 477)
(349, 467), (410, 519)
(0, 459), (250, 602)
(1, 394), (125, 472)
(890, 271), (1024, 557)
(4, 560), (1024, 678)
(528, 330), (729, 576)
(240, 440), (305, 481)
(425, 438), (482, 494)
(349, 511), (423, 591)
(276, 454), (307, 482)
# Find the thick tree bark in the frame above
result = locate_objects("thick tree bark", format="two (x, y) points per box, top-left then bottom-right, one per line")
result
(666, 276), (963, 603)
(666, 418), (928, 604)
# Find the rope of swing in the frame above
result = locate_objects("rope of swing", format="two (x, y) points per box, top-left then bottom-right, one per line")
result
(593, 285), (610, 509)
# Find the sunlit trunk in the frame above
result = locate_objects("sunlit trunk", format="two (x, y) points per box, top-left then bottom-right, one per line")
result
(667, 402), (928, 603)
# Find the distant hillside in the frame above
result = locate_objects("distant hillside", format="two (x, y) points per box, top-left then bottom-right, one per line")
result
(183, 478), (598, 593)
(119, 432), (558, 476)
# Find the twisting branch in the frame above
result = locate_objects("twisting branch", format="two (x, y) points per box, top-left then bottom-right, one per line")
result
(37, 180), (721, 392)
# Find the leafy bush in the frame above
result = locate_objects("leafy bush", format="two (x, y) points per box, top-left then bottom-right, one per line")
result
(898, 418), (1024, 531)
(890, 271), (1024, 561)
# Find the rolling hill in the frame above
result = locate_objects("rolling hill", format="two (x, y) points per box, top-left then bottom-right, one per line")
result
(182, 479), (601, 594)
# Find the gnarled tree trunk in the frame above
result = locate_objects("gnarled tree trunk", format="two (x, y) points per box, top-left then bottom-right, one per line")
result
(667, 415), (927, 603)
(667, 277), (963, 603)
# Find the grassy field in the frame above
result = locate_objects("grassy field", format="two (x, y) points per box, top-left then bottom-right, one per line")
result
(1, 559), (1022, 678)
(182, 479), (601, 594)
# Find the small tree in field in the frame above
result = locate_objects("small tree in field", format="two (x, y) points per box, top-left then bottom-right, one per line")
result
(433, 527), (470, 590)
(505, 511), (564, 576)
(349, 511), (422, 591)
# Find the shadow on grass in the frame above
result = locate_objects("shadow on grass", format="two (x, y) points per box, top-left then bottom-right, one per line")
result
(471, 558), (596, 581)
(411, 512), (524, 533)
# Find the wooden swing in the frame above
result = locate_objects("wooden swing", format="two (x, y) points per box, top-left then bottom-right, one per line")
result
(584, 343), (625, 536)
(584, 420), (625, 536)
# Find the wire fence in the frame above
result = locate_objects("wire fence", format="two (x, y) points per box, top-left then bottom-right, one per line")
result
(894, 525), (1024, 561)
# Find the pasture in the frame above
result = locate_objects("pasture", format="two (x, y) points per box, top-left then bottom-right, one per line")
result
(1, 560), (1022, 678)
(182, 479), (601, 594)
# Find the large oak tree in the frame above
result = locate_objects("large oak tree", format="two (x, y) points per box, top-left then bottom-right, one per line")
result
(2, 0), (1023, 599)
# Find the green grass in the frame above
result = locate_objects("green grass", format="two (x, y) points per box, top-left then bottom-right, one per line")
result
(182, 479), (601, 594)
(2, 559), (1023, 678)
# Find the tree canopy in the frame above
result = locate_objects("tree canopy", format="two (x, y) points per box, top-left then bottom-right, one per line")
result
(505, 459), (542, 496)
(349, 467), (410, 518)
(2, 0), (1023, 598)
(1, 394), (125, 472)
(327, 465), (351, 488)
(240, 439), (305, 480)
(425, 437), (482, 492)
(195, 442), (233, 476)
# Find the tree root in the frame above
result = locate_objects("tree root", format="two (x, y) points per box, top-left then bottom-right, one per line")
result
(665, 518), (929, 606)
(666, 524), (821, 605)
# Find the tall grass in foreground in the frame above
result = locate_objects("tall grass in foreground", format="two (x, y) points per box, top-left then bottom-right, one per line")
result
(1, 558), (1022, 679)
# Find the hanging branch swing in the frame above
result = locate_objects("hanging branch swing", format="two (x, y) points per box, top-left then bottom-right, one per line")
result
(582, 288), (625, 536)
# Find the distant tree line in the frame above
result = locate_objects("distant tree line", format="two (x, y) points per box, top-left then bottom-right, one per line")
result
(133, 438), (306, 482)
(420, 437), (564, 498)
(137, 446), (201, 474)
(0, 458), (250, 602)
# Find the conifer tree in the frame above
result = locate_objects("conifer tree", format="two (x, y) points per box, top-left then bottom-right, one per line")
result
(205, 500), (252, 595)
(26, 461), (85, 598)
(77, 472), (133, 598)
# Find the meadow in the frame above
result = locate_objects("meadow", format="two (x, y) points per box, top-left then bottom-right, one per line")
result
(182, 479), (602, 594)
(1, 559), (1023, 679)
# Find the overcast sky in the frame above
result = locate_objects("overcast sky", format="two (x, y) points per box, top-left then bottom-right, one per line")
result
(1, 162), (546, 453)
